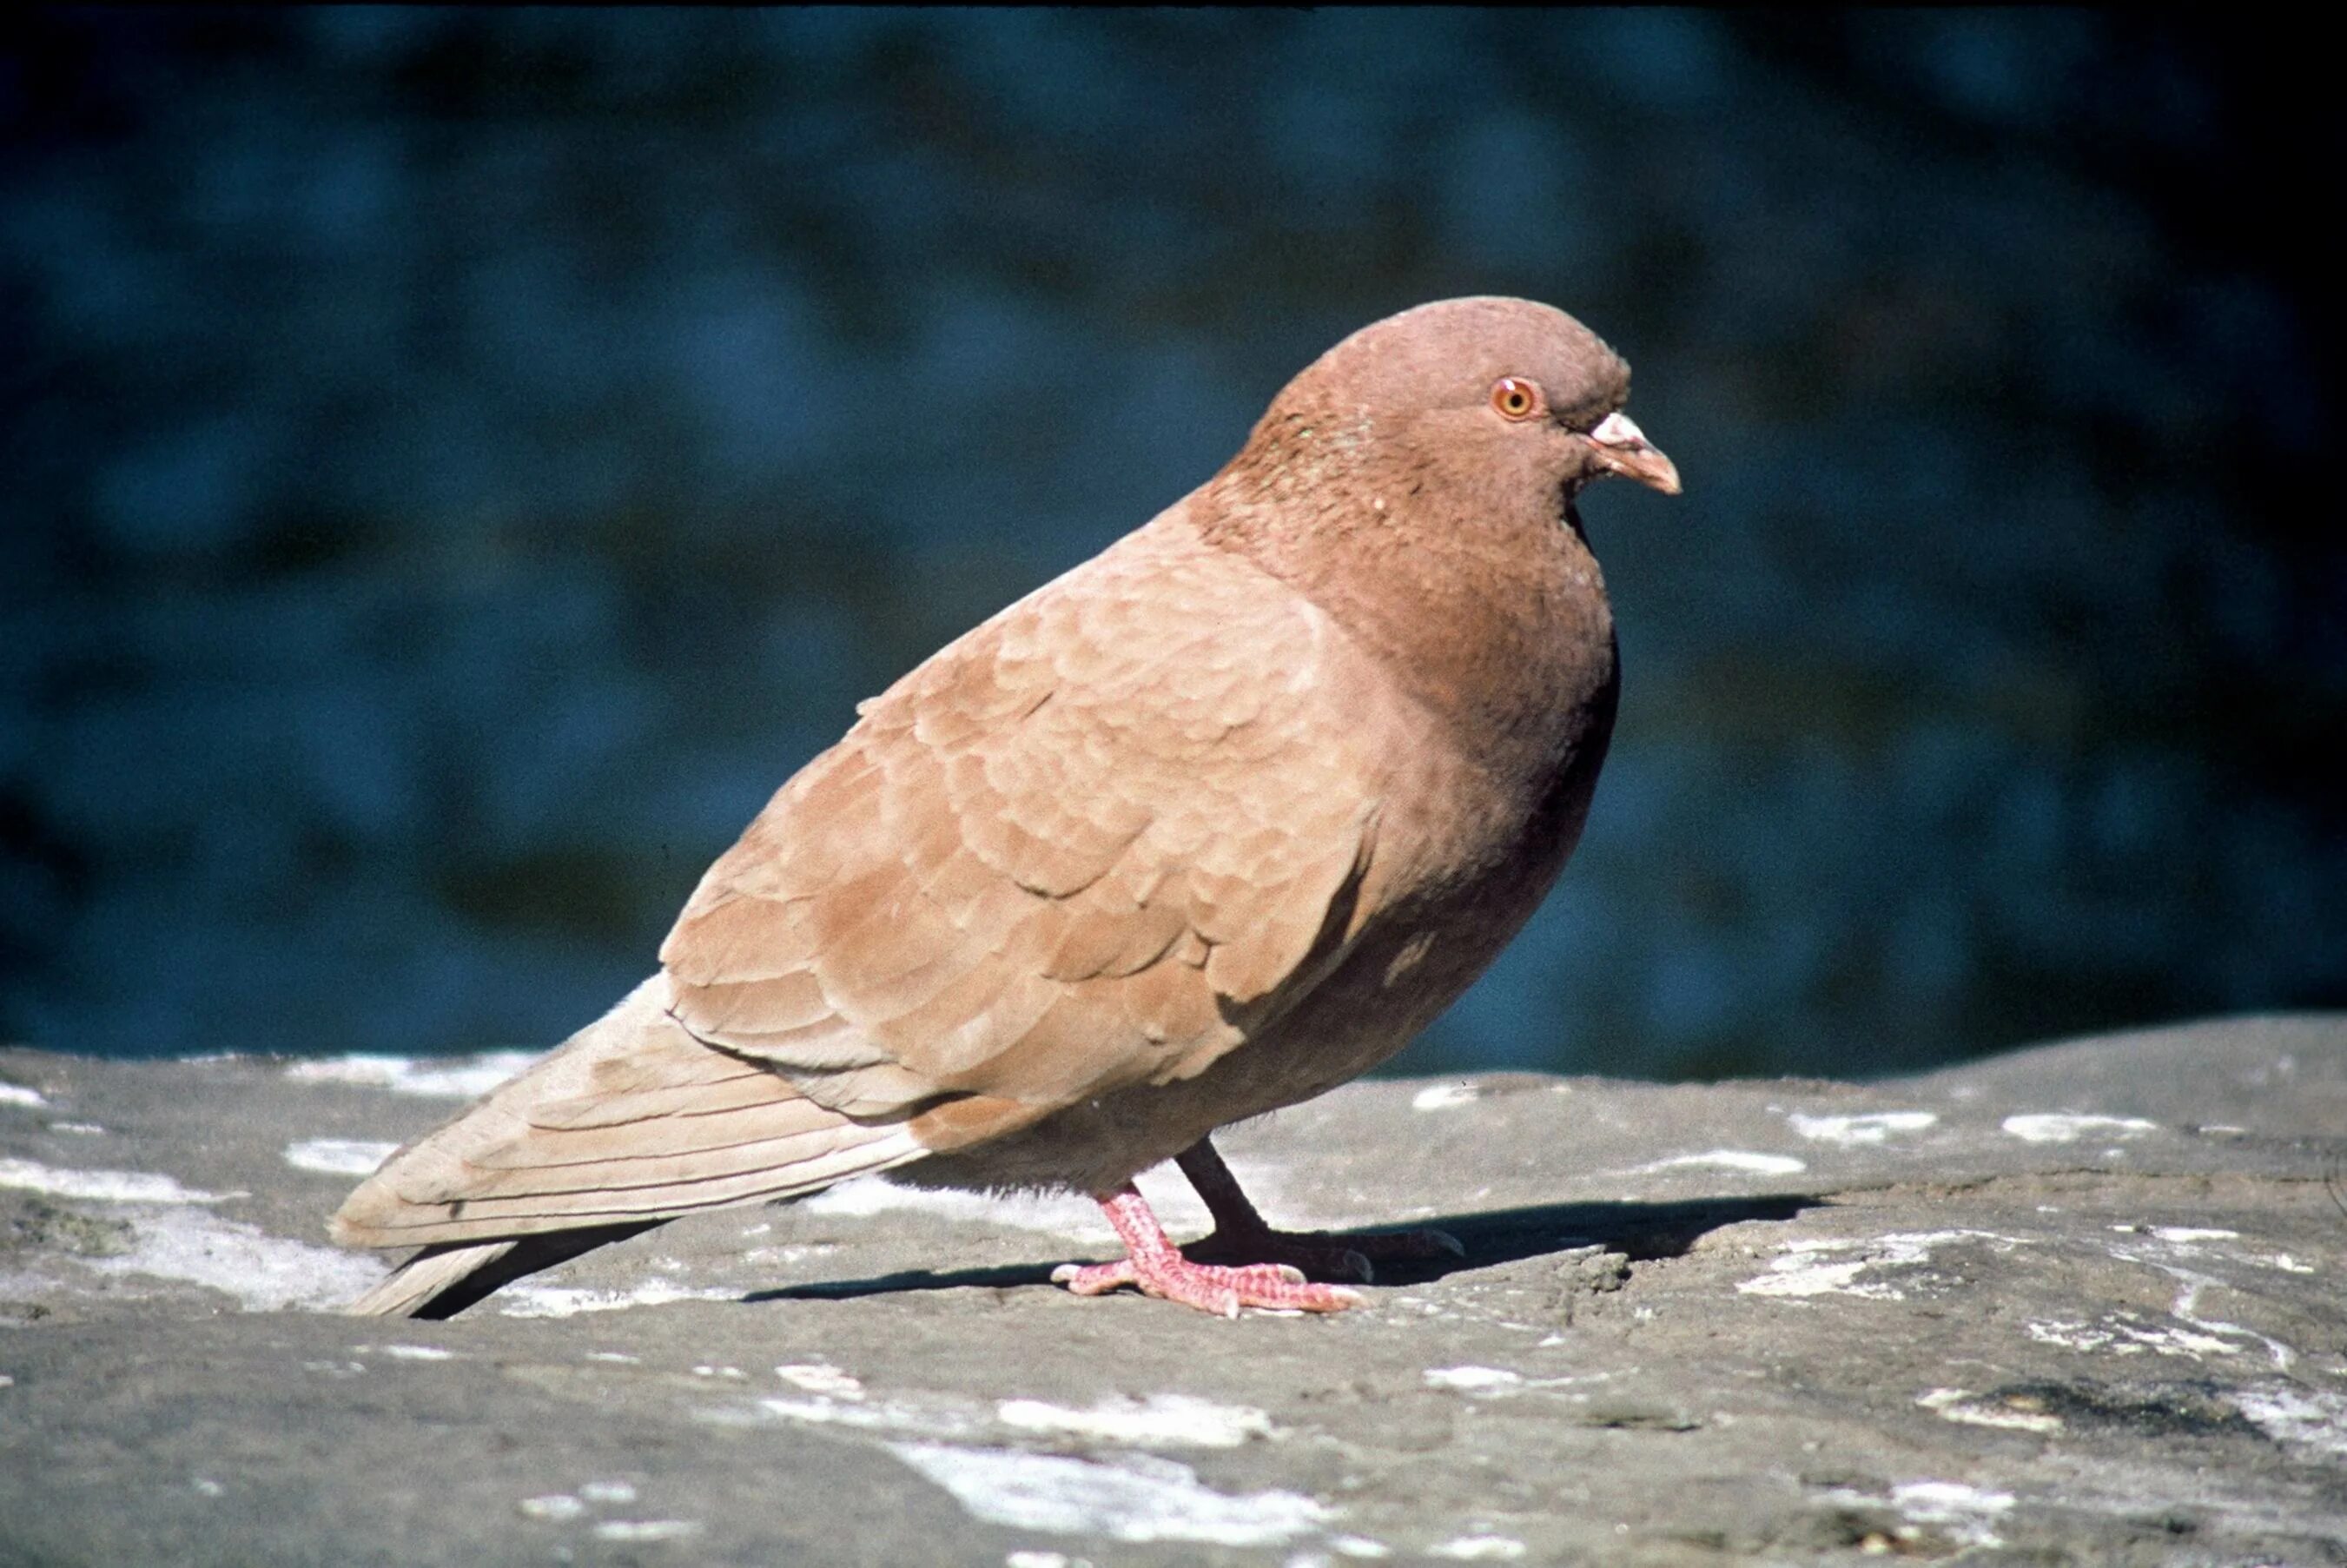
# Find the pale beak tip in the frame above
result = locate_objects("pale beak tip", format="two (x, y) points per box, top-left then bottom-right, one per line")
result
(1589, 410), (1681, 497)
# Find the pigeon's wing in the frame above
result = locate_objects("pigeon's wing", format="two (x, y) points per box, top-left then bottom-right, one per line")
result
(659, 518), (1396, 1152)
(331, 974), (930, 1248)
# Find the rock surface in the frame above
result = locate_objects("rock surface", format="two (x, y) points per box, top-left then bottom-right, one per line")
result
(3, 1015), (2343, 1565)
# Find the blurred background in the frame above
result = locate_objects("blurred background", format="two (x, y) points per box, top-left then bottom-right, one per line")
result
(3, 10), (2342, 1081)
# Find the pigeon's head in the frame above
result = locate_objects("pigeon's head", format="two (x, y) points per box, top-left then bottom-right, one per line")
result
(1235, 296), (1679, 513)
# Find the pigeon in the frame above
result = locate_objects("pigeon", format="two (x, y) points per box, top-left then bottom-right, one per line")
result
(334, 295), (1680, 1318)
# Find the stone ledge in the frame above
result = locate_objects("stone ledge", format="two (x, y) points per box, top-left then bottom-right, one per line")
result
(3, 1015), (2343, 1564)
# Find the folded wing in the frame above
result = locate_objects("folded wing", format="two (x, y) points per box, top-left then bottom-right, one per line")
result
(660, 519), (1390, 1146)
(332, 973), (929, 1247)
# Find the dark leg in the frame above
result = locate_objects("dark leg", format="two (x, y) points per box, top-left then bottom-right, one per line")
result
(1175, 1135), (1464, 1283)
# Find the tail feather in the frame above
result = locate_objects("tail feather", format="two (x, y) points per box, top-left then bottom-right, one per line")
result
(344, 1223), (664, 1319)
(332, 974), (929, 1315)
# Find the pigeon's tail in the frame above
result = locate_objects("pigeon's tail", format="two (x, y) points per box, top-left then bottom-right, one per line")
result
(332, 974), (929, 1317)
(344, 1223), (664, 1318)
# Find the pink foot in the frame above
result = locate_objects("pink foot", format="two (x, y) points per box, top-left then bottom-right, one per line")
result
(1051, 1254), (1363, 1316)
(1052, 1186), (1365, 1316)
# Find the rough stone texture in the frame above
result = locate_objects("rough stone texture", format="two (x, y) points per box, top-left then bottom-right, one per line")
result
(3, 1015), (2343, 1565)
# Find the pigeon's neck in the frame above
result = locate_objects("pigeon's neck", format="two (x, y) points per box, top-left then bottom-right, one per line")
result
(1192, 463), (1617, 783)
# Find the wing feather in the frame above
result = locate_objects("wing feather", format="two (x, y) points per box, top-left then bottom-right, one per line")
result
(659, 518), (1397, 1126)
(330, 975), (924, 1247)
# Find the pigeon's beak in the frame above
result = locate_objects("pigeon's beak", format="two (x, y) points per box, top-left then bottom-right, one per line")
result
(1587, 411), (1681, 496)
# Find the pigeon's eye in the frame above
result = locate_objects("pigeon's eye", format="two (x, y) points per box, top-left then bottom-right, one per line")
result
(1490, 377), (1542, 420)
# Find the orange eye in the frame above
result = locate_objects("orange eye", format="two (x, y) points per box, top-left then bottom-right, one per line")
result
(1491, 376), (1541, 420)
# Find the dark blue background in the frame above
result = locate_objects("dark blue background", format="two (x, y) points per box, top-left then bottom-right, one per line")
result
(4, 10), (2342, 1079)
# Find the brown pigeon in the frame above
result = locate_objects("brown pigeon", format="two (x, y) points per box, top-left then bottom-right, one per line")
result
(334, 295), (1679, 1318)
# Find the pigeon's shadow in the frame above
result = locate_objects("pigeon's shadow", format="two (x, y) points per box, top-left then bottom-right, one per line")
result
(744, 1193), (1820, 1302)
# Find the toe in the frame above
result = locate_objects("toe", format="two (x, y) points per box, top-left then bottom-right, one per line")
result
(1051, 1260), (1138, 1297)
